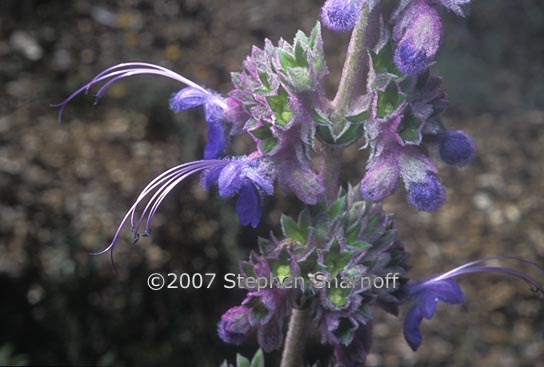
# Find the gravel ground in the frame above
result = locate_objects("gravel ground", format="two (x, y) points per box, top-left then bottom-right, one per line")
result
(1, 0), (543, 366)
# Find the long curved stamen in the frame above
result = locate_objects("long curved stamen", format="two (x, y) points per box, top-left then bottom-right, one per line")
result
(90, 159), (227, 256)
(52, 62), (214, 122)
(129, 164), (206, 236)
(130, 161), (219, 236)
(128, 161), (217, 229)
(87, 62), (209, 92)
(447, 266), (544, 296)
(424, 257), (544, 298)
(432, 256), (544, 281)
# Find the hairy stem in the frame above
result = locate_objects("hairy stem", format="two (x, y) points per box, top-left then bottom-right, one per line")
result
(280, 308), (309, 367)
(332, 2), (379, 113)
(320, 3), (380, 204)
(321, 145), (344, 203)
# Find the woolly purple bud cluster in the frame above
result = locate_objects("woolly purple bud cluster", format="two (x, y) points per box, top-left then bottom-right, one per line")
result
(321, 0), (364, 32)
(361, 33), (476, 211)
(218, 186), (410, 366)
(225, 23), (328, 205)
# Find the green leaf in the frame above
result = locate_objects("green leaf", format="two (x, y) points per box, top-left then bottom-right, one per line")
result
(258, 70), (271, 90)
(236, 354), (250, 367)
(349, 241), (372, 250)
(309, 23), (319, 49)
(328, 196), (346, 219)
(297, 208), (311, 239)
(316, 125), (335, 144)
(266, 87), (291, 126)
(312, 109), (332, 126)
(271, 263), (291, 282)
(286, 67), (312, 91)
(370, 42), (400, 76)
(250, 349), (264, 367)
(322, 239), (353, 275)
(346, 221), (361, 243)
(366, 213), (380, 232)
(345, 109), (370, 124)
(244, 119), (258, 130)
(260, 137), (278, 154)
(334, 122), (365, 145)
(295, 29), (309, 46)
(281, 214), (305, 243)
(397, 109), (422, 144)
(376, 82), (404, 119)
(231, 72), (242, 89)
(247, 298), (269, 323)
(278, 50), (296, 69)
(326, 286), (351, 308)
(251, 125), (272, 140)
(270, 249), (292, 282)
(294, 41), (308, 68)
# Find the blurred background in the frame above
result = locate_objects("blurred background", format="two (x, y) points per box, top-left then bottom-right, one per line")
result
(0, 0), (543, 366)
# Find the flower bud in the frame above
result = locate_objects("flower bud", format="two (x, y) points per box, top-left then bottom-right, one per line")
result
(321, 0), (364, 32)
(438, 130), (475, 166)
(394, 1), (442, 76)
(217, 306), (252, 345)
(360, 154), (399, 202)
(407, 172), (446, 211)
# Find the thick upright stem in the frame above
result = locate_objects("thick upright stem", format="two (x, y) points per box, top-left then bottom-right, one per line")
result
(280, 308), (309, 367)
(320, 3), (380, 204)
(321, 145), (344, 203)
(332, 2), (379, 114)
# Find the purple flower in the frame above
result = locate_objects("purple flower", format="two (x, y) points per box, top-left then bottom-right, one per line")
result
(169, 87), (228, 159)
(236, 180), (262, 228)
(53, 62), (222, 122)
(362, 116), (445, 211)
(438, 130), (476, 166)
(204, 121), (227, 160)
(52, 63), (228, 159)
(217, 306), (252, 345)
(394, 41), (430, 77)
(406, 172), (446, 212)
(403, 256), (544, 351)
(203, 156), (275, 228)
(403, 278), (464, 351)
(393, 0), (442, 76)
(321, 0), (364, 32)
